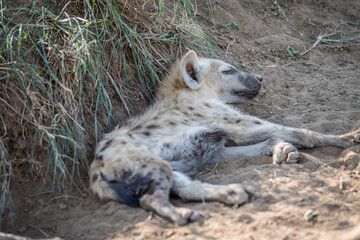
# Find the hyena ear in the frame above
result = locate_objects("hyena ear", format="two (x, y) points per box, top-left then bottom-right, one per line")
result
(180, 50), (202, 90)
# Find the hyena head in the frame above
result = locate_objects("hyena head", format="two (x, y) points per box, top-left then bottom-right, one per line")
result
(179, 50), (262, 103)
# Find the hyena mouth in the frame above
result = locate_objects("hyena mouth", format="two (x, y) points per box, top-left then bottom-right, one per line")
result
(232, 90), (260, 98)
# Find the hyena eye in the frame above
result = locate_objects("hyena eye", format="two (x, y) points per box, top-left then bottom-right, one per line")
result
(221, 67), (237, 75)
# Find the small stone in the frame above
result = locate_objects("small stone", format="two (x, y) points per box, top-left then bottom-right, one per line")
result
(59, 203), (67, 209)
(19, 226), (26, 233)
(165, 230), (175, 238)
(238, 214), (254, 223)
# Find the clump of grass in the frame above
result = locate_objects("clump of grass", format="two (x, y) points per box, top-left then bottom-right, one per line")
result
(0, 0), (220, 230)
(225, 22), (242, 31)
(273, 0), (288, 22)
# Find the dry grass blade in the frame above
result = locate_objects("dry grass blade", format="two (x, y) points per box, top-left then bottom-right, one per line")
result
(300, 32), (336, 56)
(301, 19), (360, 55)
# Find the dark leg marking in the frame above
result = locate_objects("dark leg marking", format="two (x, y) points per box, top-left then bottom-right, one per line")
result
(91, 174), (98, 183)
(132, 125), (141, 131)
(182, 111), (190, 117)
(147, 124), (159, 129)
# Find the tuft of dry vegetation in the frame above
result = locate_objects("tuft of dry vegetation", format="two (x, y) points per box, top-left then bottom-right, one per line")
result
(0, 0), (220, 229)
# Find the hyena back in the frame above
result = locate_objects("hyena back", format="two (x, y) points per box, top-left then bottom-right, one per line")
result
(90, 51), (360, 225)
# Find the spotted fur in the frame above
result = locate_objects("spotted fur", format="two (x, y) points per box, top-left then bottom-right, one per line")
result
(90, 51), (360, 225)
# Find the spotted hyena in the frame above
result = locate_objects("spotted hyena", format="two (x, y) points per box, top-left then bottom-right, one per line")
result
(89, 50), (360, 225)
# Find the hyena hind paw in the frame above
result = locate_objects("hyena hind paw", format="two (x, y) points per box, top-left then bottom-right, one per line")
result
(173, 207), (203, 226)
(221, 184), (256, 205)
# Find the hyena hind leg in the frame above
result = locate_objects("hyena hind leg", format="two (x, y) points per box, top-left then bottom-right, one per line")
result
(171, 171), (255, 205)
(139, 167), (202, 226)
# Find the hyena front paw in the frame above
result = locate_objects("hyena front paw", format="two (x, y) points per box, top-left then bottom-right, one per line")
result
(340, 129), (360, 148)
(273, 142), (299, 164)
(220, 184), (255, 205)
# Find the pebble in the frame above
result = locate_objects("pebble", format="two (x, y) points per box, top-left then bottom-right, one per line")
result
(59, 203), (67, 209)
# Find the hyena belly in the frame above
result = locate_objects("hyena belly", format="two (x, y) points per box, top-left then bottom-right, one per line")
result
(155, 129), (228, 175)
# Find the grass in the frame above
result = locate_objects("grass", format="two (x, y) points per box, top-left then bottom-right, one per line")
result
(0, 137), (15, 232)
(0, 0), (220, 230)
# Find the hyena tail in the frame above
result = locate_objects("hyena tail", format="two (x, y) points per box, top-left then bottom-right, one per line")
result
(108, 173), (154, 206)
(90, 170), (154, 207)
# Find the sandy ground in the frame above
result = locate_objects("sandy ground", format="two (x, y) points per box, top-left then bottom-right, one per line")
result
(2, 0), (360, 239)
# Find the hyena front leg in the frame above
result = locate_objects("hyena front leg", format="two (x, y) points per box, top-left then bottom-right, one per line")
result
(217, 109), (360, 148)
(215, 137), (299, 164)
(171, 171), (255, 205)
